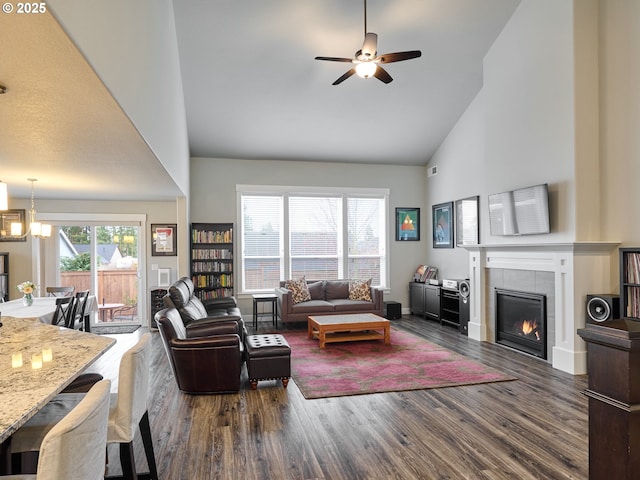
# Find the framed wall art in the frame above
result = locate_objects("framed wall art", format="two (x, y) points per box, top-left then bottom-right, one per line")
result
(0, 209), (26, 242)
(395, 207), (420, 241)
(455, 195), (479, 247)
(432, 202), (453, 248)
(151, 224), (177, 256)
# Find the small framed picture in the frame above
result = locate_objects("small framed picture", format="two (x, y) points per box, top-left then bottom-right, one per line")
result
(0, 209), (27, 242)
(396, 208), (420, 241)
(158, 268), (171, 287)
(432, 202), (454, 248)
(151, 224), (177, 256)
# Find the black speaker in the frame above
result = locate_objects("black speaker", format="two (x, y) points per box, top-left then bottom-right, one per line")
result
(586, 294), (620, 324)
(384, 301), (402, 320)
(458, 279), (470, 335)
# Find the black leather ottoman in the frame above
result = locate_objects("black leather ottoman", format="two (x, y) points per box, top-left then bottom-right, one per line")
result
(245, 334), (291, 390)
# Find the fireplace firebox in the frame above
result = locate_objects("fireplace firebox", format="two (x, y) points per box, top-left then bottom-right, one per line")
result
(495, 288), (547, 359)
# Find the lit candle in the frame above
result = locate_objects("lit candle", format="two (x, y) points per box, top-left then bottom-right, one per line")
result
(12, 353), (23, 368)
(31, 354), (42, 369)
(42, 348), (52, 362)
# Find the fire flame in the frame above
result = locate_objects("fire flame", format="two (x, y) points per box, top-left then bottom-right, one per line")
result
(519, 319), (540, 341)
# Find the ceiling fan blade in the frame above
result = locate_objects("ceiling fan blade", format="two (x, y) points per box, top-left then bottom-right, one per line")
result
(315, 56), (354, 63)
(378, 50), (422, 64)
(373, 66), (393, 84)
(361, 32), (378, 58)
(332, 68), (356, 85)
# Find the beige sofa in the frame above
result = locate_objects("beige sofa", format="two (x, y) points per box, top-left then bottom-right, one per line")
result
(275, 279), (384, 324)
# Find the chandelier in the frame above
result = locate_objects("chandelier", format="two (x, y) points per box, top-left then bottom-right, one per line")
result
(11, 179), (52, 238)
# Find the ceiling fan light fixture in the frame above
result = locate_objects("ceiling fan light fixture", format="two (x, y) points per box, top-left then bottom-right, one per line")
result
(315, 0), (420, 85)
(356, 61), (377, 78)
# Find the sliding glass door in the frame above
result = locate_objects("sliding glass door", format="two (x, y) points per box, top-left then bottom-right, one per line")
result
(59, 225), (141, 326)
(40, 214), (145, 329)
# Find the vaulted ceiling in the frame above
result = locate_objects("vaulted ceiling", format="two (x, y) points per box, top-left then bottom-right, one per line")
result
(0, 0), (519, 200)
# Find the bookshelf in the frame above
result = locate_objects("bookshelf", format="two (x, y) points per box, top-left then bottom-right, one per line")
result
(190, 223), (234, 301)
(620, 248), (640, 319)
(0, 252), (7, 302)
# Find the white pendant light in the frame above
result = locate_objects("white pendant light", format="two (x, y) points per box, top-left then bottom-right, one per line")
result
(10, 179), (52, 239)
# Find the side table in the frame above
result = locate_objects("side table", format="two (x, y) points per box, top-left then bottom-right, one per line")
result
(252, 293), (278, 329)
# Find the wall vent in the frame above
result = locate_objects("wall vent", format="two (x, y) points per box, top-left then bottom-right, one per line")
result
(427, 165), (438, 177)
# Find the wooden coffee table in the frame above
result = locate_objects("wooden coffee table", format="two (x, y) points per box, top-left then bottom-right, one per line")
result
(307, 313), (391, 348)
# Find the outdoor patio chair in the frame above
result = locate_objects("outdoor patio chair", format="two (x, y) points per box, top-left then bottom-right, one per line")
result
(111, 304), (137, 322)
(45, 286), (75, 297)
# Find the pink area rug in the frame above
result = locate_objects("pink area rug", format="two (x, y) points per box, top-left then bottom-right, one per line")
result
(283, 328), (516, 399)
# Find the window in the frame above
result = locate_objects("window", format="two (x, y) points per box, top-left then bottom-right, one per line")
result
(238, 186), (388, 292)
(290, 196), (341, 280)
(241, 195), (283, 291)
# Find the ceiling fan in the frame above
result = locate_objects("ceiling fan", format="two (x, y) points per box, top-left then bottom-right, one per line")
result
(315, 0), (422, 85)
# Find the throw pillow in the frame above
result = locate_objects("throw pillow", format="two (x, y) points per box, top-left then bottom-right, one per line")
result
(285, 276), (311, 304)
(307, 281), (325, 300)
(349, 278), (372, 302)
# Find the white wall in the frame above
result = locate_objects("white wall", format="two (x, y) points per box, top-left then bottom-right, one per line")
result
(599, 0), (640, 287)
(483, 0), (576, 244)
(425, 91), (486, 279)
(190, 157), (426, 314)
(48, 0), (191, 198)
(426, 0), (582, 280)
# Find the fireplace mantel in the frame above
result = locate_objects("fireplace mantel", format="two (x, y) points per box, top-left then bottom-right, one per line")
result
(462, 242), (619, 374)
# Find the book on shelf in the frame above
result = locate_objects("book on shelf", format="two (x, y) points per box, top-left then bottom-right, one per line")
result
(192, 273), (234, 289)
(191, 227), (233, 244)
(197, 288), (234, 301)
(191, 248), (232, 260)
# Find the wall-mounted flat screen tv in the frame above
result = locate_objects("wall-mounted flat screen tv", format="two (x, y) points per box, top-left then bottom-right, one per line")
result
(488, 191), (517, 236)
(488, 183), (550, 236)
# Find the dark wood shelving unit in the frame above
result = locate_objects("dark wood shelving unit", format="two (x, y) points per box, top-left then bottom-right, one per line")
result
(439, 287), (460, 328)
(620, 248), (640, 320)
(409, 282), (440, 321)
(410, 280), (463, 332)
(190, 223), (234, 301)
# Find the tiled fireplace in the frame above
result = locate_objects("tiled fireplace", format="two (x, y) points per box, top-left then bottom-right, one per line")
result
(463, 242), (618, 374)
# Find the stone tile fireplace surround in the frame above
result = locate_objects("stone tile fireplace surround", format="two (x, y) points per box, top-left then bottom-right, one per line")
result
(463, 242), (618, 375)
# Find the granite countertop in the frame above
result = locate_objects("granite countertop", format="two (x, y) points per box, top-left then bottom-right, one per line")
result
(0, 316), (115, 443)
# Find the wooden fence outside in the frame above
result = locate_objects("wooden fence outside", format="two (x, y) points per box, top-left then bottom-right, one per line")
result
(60, 270), (138, 305)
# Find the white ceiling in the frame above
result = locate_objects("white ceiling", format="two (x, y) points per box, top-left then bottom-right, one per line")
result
(0, 0), (519, 200)
(0, 10), (182, 201)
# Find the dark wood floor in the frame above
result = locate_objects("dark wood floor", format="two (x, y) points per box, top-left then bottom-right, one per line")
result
(95, 315), (588, 480)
